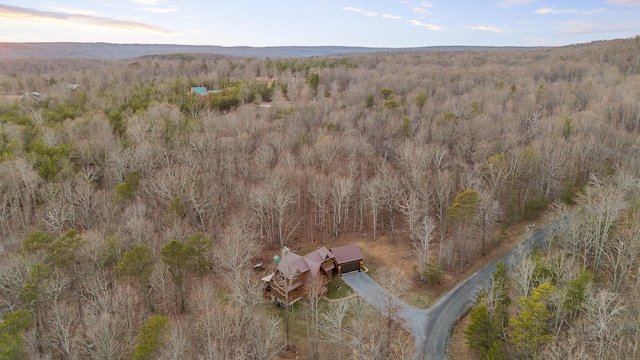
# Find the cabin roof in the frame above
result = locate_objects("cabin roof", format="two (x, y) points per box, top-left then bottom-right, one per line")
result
(303, 246), (335, 264)
(330, 244), (364, 264)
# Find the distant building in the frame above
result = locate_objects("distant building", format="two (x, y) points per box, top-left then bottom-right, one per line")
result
(190, 87), (222, 96)
(190, 87), (208, 96)
(21, 92), (40, 101)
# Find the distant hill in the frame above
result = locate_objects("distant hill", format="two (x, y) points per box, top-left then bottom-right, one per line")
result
(0, 42), (541, 59)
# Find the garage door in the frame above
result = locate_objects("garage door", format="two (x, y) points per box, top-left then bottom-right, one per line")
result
(340, 261), (360, 275)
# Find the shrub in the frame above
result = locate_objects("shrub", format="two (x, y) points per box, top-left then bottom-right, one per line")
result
(522, 197), (548, 220)
(365, 94), (375, 108)
(383, 99), (399, 109)
(380, 88), (395, 100)
(424, 263), (444, 285)
(114, 172), (141, 201)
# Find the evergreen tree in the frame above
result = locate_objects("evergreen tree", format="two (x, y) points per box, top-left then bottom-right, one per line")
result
(132, 315), (170, 360)
(509, 282), (556, 358)
(0, 310), (33, 359)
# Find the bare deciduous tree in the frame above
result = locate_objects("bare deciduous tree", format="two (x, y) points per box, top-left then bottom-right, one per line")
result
(581, 290), (626, 360)
(329, 176), (353, 237)
(415, 216), (436, 282)
(308, 174), (329, 242)
(49, 300), (80, 360)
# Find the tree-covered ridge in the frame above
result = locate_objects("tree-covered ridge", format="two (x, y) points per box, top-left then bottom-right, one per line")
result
(0, 37), (640, 358)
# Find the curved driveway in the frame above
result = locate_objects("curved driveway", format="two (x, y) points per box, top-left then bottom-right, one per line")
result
(341, 271), (429, 343)
(342, 219), (561, 360)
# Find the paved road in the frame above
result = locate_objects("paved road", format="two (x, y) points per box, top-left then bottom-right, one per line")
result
(417, 219), (561, 359)
(342, 219), (561, 360)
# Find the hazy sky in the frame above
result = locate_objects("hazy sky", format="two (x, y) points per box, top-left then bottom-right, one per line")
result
(1, 1), (639, 47)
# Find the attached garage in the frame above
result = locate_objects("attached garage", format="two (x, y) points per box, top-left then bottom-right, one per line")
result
(330, 244), (364, 276)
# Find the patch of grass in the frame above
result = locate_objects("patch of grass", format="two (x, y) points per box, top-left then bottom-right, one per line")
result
(407, 288), (435, 309)
(325, 276), (354, 300)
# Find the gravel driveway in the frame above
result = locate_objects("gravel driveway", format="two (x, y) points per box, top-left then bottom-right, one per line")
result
(340, 272), (429, 345)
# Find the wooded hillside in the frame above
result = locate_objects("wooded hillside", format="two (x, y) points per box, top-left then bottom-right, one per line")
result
(1, 37), (640, 359)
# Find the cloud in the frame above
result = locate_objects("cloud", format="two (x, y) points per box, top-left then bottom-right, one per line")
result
(407, 19), (445, 31)
(0, 4), (172, 33)
(523, 36), (549, 45)
(498, 0), (537, 7)
(344, 5), (439, 31)
(561, 20), (627, 34)
(606, 0), (640, 5)
(343, 6), (403, 19)
(48, 6), (96, 16)
(126, 6), (179, 13)
(130, 0), (167, 5)
(464, 25), (508, 33)
(535, 7), (606, 15)
(342, 6), (378, 16)
(412, 2), (434, 15)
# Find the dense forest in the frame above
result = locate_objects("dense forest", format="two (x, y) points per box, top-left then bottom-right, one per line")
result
(1, 37), (640, 359)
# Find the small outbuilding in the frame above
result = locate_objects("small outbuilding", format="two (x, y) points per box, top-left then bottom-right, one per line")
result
(190, 87), (223, 96)
(190, 86), (208, 96)
(331, 244), (364, 276)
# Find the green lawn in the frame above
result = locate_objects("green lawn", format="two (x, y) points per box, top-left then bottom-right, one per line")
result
(325, 276), (354, 300)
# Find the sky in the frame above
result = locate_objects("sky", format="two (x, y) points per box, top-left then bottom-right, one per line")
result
(0, 1), (639, 48)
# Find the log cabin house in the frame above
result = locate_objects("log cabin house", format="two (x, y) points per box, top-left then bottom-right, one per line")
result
(262, 244), (364, 306)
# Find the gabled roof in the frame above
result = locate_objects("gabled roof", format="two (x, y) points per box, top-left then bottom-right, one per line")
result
(331, 244), (364, 264)
(303, 257), (321, 278)
(274, 246), (337, 280)
(303, 246), (335, 264)
(278, 251), (308, 279)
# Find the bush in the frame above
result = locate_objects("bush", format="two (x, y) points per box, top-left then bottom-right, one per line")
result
(365, 94), (375, 108)
(114, 172), (141, 201)
(424, 263), (444, 285)
(27, 139), (75, 181)
(560, 181), (577, 204)
(400, 116), (412, 137)
(523, 197), (548, 220)
(208, 87), (240, 112)
(383, 99), (399, 109)
(380, 88), (395, 100)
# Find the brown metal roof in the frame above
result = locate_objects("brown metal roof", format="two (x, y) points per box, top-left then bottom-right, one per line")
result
(303, 246), (335, 264)
(278, 251), (308, 278)
(330, 244), (364, 264)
